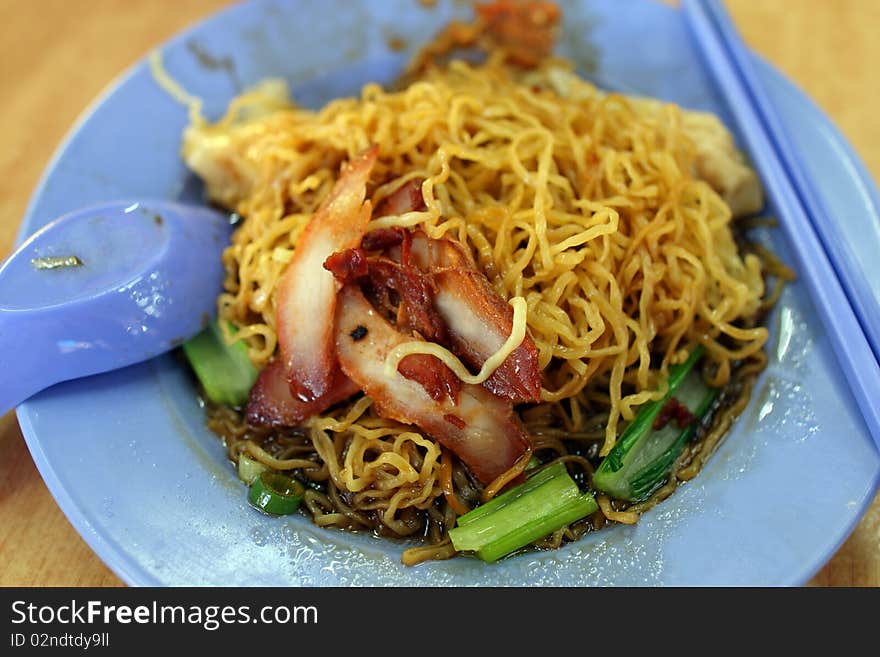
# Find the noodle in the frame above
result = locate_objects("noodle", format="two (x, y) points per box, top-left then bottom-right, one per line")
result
(183, 10), (781, 562)
(383, 295), (529, 385)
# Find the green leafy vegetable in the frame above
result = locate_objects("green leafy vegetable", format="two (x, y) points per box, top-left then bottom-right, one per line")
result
(182, 319), (258, 406)
(449, 461), (597, 563)
(592, 347), (718, 502)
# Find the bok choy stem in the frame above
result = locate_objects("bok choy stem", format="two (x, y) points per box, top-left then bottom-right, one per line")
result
(592, 346), (718, 502)
(182, 319), (258, 407)
(449, 461), (597, 562)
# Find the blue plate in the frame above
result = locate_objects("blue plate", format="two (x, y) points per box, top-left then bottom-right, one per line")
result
(17, 0), (880, 585)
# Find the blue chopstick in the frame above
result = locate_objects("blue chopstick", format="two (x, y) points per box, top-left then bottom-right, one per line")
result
(697, 0), (880, 366)
(681, 0), (880, 449)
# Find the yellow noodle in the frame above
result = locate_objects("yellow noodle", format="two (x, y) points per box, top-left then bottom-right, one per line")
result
(597, 494), (640, 525)
(183, 51), (772, 558)
(149, 50), (204, 128)
(383, 296), (528, 384)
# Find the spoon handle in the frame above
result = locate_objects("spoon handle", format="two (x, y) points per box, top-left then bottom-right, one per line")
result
(0, 308), (63, 414)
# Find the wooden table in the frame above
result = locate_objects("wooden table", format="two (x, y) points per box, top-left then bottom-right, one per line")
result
(1, 0), (877, 587)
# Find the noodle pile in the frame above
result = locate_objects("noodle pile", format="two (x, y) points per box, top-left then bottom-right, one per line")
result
(182, 46), (782, 562)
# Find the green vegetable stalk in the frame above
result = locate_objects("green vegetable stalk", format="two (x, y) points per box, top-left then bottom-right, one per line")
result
(182, 319), (258, 407)
(449, 462), (597, 563)
(592, 347), (718, 502)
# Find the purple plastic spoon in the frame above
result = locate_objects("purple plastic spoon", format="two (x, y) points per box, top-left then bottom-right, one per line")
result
(0, 200), (234, 414)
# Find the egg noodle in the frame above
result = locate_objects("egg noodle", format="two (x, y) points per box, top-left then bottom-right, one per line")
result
(180, 39), (790, 563)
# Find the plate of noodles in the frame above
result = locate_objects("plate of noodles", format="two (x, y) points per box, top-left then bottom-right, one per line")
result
(17, 0), (880, 585)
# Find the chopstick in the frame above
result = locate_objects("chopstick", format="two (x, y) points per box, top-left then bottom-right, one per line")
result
(681, 0), (880, 449)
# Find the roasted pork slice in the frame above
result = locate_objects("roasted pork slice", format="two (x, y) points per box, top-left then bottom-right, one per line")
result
(432, 268), (542, 403)
(334, 285), (531, 484)
(405, 229), (473, 270)
(394, 352), (461, 404)
(362, 228), (472, 270)
(276, 145), (378, 402)
(245, 359), (359, 427)
(325, 249), (448, 343)
(373, 178), (426, 218)
(361, 228), (407, 252)
(335, 228), (542, 403)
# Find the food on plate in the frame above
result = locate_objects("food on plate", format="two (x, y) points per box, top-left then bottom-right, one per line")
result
(177, 1), (791, 564)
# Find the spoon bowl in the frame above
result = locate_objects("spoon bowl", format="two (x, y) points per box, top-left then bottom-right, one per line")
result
(0, 200), (233, 413)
